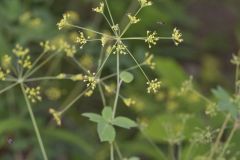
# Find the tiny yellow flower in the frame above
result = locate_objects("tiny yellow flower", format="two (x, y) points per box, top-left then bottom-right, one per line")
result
(49, 108), (62, 126)
(144, 53), (155, 69)
(71, 74), (84, 81)
(56, 73), (67, 79)
(111, 24), (120, 32)
(172, 28), (183, 46)
(145, 31), (159, 48)
(57, 13), (70, 30)
(25, 86), (42, 103)
(18, 55), (32, 69)
(123, 98), (136, 107)
(138, 0), (152, 7)
(0, 67), (10, 80)
(1, 54), (12, 69)
(84, 90), (94, 97)
(40, 41), (56, 52)
(92, 2), (104, 14)
(62, 42), (76, 57)
(13, 44), (29, 57)
(84, 71), (98, 90)
(113, 42), (127, 55)
(128, 14), (140, 24)
(146, 79), (161, 93)
(75, 32), (89, 49)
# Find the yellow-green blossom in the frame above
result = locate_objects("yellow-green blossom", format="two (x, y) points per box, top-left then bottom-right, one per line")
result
(93, 2), (104, 14)
(40, 41), (56, 52)
(138, 0), (152, 7)
(49, 108), (62, 126)
(84, 71), (98, 90)
(128, 14), (140, 24)
(146, 79), (161, 93)
(13, 44), (29, 57)
(0, 67), (10, 80)
(123, 98), (136, 107)
(75, 32), (89, 49)
(172, 28), (183, 46)
(25, 86), (42, 103)
(56, 73), (67, 79)
(113, 42), (127, 55)
(71, 74), (84, 81)
(1, 54), (12, 69)
(145, 31), (159, 48)
(57, 13), (70, 30)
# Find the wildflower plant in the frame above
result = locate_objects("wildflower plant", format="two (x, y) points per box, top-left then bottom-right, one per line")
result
(0, 0), (184, 159)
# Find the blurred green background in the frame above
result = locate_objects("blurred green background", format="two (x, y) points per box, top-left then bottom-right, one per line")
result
(0, 0), (240, 159)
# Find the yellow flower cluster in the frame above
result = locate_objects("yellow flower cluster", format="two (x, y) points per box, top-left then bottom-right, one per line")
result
(123, 98), (136, 107)
(13, 44), (32, 69)
(145, 31), (159, 48)
(128, 14), (140, 24)
(57, 13), (70, 30)
(138, 0), (152, 7)
(205, 102), (218, 117)
(1, 55), (11, 69)
(146, 79), (161, 93)
(113, 43), (127, 55)
(70, 74), (83, 81)
(92, 2), (104, 14)
(75, 32), (89, 49)
(144, 53), (155, 69)
(111, 24), (120, 32)
(25, 86), (42, 103)
(0, 67), (10, 80)
(62, 41), (76, 57)
(84, 71), (97, 90)
(49, 108), (62, 126)
(172, 28), (183, 46)
(13, 44), (29, 57)
(56, 73), (67, 79)
(40, 41), (56, 52)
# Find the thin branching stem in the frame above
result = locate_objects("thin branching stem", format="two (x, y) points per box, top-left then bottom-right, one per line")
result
(0, 82), (18, 95)
(20, 83), (48, 160)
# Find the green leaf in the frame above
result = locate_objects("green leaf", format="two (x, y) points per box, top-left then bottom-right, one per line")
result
(82, 113), (104, 123)
(120, 71), (134, 83)
(212, 86), (238, 119)
(112, 116), (137, 129)
(101, 107), (113, 121)
(97, 122), (115, 142)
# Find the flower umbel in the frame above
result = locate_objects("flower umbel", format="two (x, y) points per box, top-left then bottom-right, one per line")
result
(49, 108), (62, 126)
(145, 31), (160, 48)
(40, 41), (56, 52)
(1, 55), (12, 69)
(93, 2), (104, 14)
(138, 0), (152, 7)
(75, 32), (89, 49)
(57, 13), (70, 30)
(84, 71), (98, 90)
(113, 42), (127, 55)
(147, 79), (161, 93)
(0, 67), (10, 80)
(128, 14), (140, 24)
(25, 86), (42, 103)
(172, 28), (183, 46)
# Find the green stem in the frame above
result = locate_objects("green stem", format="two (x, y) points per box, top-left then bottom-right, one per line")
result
(20, 83), (48, 160)
(0, 82), (18, 95)
(218, 121), (238, 158)
(208, 113), (231, 159)
(110, 143), (114, 160)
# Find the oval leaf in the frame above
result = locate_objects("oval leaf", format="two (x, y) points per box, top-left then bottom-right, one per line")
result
(102, 107), (113, 121)
(97, 122), (115, 142)
(82, 113), (104, 123)
(112, 116), (137, 129)
(120, 71), (134, 83)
